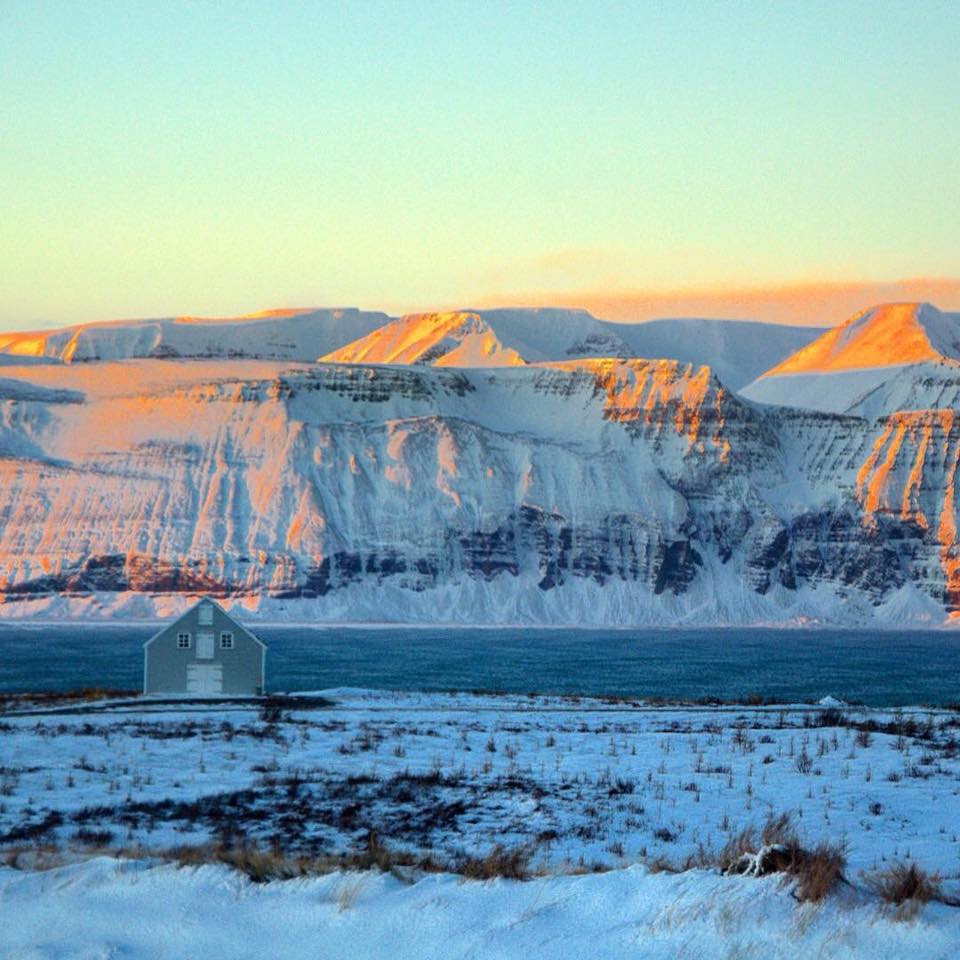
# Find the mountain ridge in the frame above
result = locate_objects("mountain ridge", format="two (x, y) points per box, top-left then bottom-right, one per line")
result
(0, 306), (825, 391)
(0, 351), (952, 625)
(762, 302), (960, 376)
(0, 300), (959, 624)
(742, 302), (960, 414)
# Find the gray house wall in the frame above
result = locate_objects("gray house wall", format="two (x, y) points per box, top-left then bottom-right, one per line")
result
(144, 599), (265, 696)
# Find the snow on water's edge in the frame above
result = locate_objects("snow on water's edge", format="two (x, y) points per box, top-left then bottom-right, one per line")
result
(0, 573), (951, 627)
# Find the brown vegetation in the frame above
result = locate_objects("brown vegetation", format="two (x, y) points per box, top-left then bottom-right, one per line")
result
(864, 861), (948, 919)
(165, 831), (448, 883)
(719, 813), (847, 903)
(458, 844), (534, 881)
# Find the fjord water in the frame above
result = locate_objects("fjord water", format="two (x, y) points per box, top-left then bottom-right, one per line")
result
(2, 626), (960, 706)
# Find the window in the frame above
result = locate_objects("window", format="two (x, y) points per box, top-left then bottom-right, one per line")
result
(177, 632), (191, 649)
(198, 604), (213, 625)
(220, 631), (234, 649)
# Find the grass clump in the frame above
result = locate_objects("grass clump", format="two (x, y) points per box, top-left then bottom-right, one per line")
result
(794, 842), (848, 903)
(720, 813), (847, 903)
(459, 844), (534, 881)
(165, 832), (444, 883)
(864, 861), (946, 919)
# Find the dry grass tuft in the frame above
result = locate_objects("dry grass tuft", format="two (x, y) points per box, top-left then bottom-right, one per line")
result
(720, 813), (846, 902)
(719, 826), (759, 874)
(793, 841), (847, 903)
(647, 843), (718, 875)
(864, 861), (946, 919)
(645, 855), (684, 874)
(164, 832), (445, 883)
(459, 844), (534, 881)
(167, 842), (308, 882)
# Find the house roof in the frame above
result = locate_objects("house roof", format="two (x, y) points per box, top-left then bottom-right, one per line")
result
(143, 597), (267, 650)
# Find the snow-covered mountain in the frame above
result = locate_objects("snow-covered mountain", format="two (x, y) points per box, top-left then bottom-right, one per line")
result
(742, 303), (960, 414)
(0, 307), (821, 391)
(322, 309), (823, 390)
(0, 308), (391, 364)
(1, 311), (960, 623)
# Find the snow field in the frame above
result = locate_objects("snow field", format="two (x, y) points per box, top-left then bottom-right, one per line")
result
(4, 690), (960, 957)
(2, 690), (960, 883)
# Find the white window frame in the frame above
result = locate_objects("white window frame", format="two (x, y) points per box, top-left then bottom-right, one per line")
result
(177, 632), (192, 649)
(220, 631), (234, 650)
(198, 604), (213, 626)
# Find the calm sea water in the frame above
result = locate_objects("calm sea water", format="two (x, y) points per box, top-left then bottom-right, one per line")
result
(2, 625), (960, 706)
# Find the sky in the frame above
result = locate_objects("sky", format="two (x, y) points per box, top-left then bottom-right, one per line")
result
(2, 0), (959, 330)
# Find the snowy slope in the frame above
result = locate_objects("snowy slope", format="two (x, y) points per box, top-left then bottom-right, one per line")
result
(0, 308), (390, 363)
(846, 361), (960, 419)
(764, 302), (960, 375)
(607, 317), (824, 391)
(7, 857), (958, 960)
(323, 308), (822, 390)
(743, 303), (960, 413)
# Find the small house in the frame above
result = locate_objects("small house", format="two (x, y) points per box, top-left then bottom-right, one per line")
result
(143, 598), (266, 696)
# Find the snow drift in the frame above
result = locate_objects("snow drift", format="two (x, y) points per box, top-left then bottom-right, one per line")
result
(3, 856), (958, 960)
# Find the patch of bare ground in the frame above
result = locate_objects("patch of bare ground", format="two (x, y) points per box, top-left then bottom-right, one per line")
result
(0, 689), (137, 713)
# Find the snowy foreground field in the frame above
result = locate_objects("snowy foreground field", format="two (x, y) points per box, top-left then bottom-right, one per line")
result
(3, 688), (960, 957)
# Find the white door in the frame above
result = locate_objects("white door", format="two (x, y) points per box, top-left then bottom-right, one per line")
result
(196, 632), (214, 659)
(186, 663), (223, 695)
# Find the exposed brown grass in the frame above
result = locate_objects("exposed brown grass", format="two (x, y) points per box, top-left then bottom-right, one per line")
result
(864, 861), (946, 918)
(719, 813), (847, 903)
(0, 689), (137, 712)
(164, 832), (446, 883)
(646, 843), (718, 875)
(458, 844), (535, 881)
(793, 842), (847, 903)
(171, 843), (308, 882)
(718, 826), (760, 873)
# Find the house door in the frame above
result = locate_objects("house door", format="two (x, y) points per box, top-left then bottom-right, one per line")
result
(186, 663), (223, 695)
(196, 632), (214, 659)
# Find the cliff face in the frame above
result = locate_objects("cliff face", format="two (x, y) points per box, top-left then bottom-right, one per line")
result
(0, 351), (955, 624)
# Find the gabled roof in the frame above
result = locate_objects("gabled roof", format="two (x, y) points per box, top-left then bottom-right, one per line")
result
(143, 596), (267, 650)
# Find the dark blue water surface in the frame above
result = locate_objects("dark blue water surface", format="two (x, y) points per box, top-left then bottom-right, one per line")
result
(2, 625), (960, 706)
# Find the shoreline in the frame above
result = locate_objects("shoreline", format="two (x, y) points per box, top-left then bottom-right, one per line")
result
(1, 617), (959, 632)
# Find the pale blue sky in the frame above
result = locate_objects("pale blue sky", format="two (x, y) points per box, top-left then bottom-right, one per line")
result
(2, 1), (959, 328)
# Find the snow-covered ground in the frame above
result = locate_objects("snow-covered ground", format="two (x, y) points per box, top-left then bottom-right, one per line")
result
(4, 689), (960, 875)
(4, 854), (960, 960)
(3, 689), (960, 956)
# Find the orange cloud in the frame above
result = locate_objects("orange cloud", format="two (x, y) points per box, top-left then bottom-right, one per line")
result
(471, 278), (960, 327)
